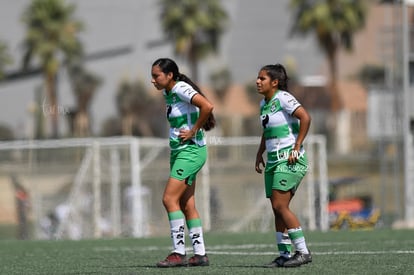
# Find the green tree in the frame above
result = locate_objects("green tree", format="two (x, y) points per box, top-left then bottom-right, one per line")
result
(67, 62), (101, 137)
(0, 40), (13, 79)
(289, 0), (368, 111)
(209, 67), (232, 100)
(21, 0), (83, 138)
(116, 78), (154, 137)
(159, 0), (228, 81)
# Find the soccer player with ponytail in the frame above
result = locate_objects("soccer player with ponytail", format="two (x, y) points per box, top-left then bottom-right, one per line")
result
(255, 63), (312, 268)
(151, 58), (214, 267)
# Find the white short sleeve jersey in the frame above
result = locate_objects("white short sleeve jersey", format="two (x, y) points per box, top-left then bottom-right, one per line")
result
(259, 90), (303, 156)
(163, 81), (206, 150)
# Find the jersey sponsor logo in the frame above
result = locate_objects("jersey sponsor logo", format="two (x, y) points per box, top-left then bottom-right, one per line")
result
(183, 88), (196, 97)
(261, 114), (269, 128)
(288, 98), (298, 105)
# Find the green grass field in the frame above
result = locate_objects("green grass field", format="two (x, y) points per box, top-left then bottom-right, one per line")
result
(0, 229), (413, 274)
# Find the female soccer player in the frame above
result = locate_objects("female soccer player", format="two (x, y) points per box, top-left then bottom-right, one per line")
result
(255, 64), (312, 268)
(151, 58), (214, 268)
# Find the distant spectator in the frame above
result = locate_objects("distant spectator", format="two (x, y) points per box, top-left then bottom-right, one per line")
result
(11, 175), (30, 240)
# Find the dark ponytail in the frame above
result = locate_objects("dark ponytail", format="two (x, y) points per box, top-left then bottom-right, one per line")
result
(153, 58), (215, 131)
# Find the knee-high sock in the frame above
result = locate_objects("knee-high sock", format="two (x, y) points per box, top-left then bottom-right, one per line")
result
(276, 231), (292, 258)
(168, 211), (186, 255)
(288, 227), (309, 254)
(187, 218), (206, 256)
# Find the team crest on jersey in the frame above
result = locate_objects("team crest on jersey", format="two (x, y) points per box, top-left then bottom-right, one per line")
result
(270, 101), (277, 113)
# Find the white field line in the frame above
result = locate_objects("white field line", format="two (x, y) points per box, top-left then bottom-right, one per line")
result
(94, 242), (414, 256)
(206, 250), (414, 256)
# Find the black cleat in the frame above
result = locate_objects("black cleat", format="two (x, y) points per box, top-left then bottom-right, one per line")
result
(263, 256), (290, 268)
(188, 254), (209, 266)
(283, 251), (312, 267)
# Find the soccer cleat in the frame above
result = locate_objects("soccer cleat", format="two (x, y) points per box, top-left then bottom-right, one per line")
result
(263, 256), (290, 268)
(283, 250), (312, 267)
(156, 253), (188, 268)
(188, 254), (209, 266)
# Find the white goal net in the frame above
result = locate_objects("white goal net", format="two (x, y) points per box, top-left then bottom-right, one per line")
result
(0, 135), (328, 240)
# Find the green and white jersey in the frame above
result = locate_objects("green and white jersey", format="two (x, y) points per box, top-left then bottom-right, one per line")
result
(260, 90), (303, 162)
(164, 81), (206, 150)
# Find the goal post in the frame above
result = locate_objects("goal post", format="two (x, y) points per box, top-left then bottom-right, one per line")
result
(0, 135), (328, 239)
(203, 135), (329, 233)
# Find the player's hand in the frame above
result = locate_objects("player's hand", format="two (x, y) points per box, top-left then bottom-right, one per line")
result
(288, 149), (299, 165)
(178, 128), (195, 142)
(255, 155), (265, 174)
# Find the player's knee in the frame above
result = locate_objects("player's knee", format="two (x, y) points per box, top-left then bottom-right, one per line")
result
(272, 202), (288, 214)
(161, 196), (169, 209)
(162, 195), (177, 210)
(181, 202), (195, 215)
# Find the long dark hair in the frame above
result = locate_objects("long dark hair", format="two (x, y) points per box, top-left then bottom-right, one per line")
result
(152, 58), (216, 131)
(260, 63), (289, 91)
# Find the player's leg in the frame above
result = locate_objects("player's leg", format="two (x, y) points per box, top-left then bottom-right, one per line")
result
(270, 155), (311, 267)
(271, 188), (311, 267)
(157, 177), (188, 267)
(180, 179), (209, 266)
(159, 144), (208, 267)
(263, 166), (292, 268)
(274, 209), (292, 265)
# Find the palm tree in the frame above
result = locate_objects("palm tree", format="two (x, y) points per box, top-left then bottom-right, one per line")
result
(0, 40), (13, 80)
(21, 0), (83, 138)
(116, 78), (154, 136)
(209, 67), (232, 100)
(289, 0), (367, 111)
(67, 63), (101, 137)
(159, 0), (228, 81)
